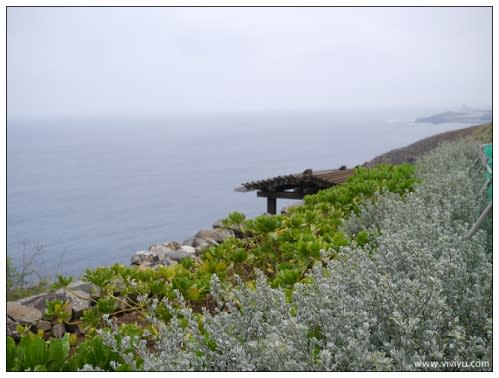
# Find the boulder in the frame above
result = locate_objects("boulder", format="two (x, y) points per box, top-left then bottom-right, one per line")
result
(212, 219), (225, 229)
(178, 245), (196, 255)
(148, 244), (173, 261)
(195, 229), (227, 243)
(7, 302), (43, 325)
(131, 250), (156, 265)
(18, 292), (67, 313)
(162, 241), (180, 250)
(166, 247), (195, 262)
(51, 323), (65, 338)
(7, 317), (18, 339)
(56, 289), (92, 319)
(37, 319), (52, 332)
(192, 237), (211, 248)
(182, 237), (195, 247)
(164, 257), (177, 266)
(130, 254), (142, 265)
(67, 280), (96, 295)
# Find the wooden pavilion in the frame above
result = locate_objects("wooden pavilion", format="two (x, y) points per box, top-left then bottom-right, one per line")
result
(235, 167), (355, 214)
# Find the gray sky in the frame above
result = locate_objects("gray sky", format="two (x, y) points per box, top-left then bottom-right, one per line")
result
(7, 7), (492, 119)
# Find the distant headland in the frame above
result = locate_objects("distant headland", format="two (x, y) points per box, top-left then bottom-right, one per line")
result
(415, 107), (492, 124)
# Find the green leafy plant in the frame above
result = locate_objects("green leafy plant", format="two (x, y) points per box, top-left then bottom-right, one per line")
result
(65, 334), (128, 371)
(14, 159), (420, 369)
(223, 211), (246, 228)
(83, 267), (117, 296)
(44, 299), (72, 324)
(7, 333), (70, 371)
(50, 274), (73, 291)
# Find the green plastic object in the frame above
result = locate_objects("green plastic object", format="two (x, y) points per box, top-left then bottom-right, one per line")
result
(483, 144), (492, 202)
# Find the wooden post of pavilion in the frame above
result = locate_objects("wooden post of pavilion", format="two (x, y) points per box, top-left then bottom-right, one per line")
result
(257, 191), (306, 215)
(266, 196), (277, 215)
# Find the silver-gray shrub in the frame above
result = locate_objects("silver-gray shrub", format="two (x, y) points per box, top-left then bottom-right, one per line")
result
(334, 140), (492, 370)
(133, 272), (314, 371)
(102, 140), (492, 371)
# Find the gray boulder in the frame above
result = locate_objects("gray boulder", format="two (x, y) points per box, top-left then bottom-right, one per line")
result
(149, 244), (174, 261)
(131, 250), (156, 265)
(192, 237), (211, 248)
(166, 246), (195, 261)
(162, 241), (181, 250)
(212, 219), (225, 229)
(7, 317), (18, 339)
(182, 237), (195, 247)
(56, 288), (92, 319)
(195, 229), (227, 243)
(7, 302), (43, 325)
(67, 280), (96, 295)
(37, 319), (52, 332)
(130, 255), (142, 265)
(164, 256), (177, 266)
(19, 293), (67, 313)
(51, 323), (65, 338)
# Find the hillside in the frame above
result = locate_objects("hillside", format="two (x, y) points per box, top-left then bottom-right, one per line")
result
(7, 124), (492, 372)
(365, 122), (492, 166)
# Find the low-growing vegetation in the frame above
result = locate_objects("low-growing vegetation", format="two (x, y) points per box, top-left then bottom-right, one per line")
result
(7, 137), (492, 371)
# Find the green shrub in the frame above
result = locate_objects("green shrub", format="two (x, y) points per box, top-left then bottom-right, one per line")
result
(94, 139), (491, 371)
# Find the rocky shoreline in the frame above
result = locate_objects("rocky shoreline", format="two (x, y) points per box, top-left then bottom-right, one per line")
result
(7, 122), (492, 341)
(6, 219), (240, 341)
(129, 221), (236, 270)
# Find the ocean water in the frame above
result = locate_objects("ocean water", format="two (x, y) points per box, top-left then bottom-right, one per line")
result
(7, 111), (477, 278)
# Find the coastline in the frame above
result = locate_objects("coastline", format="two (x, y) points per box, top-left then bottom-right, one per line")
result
(7, 121), (492, 347)
(364, 122), (491, 166)
(130, 121), (493, 270)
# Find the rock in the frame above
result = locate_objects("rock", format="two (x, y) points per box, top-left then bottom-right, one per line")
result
(18, 292), (67, 313)
(148, 244), (173, 261)
(166, 250), (191, 262)
(67, 280), (96, 295)
(178, 245), (196, 255)
(164, 257), (177, 266)
(212, 219), (225, 229)
(7, 302), (43, 325)
(166, 247), (195, 262)
(195, 229), (227, 243)
(194, 246), (206, 254)
(182, 237), (195, 247)
(149, 260), (165, 269)
(51, 323), (65, 338)
(193, 238), (219, 254)
(130, 255), (143, 265)
(7, 317), (18, 339)
(131, 250), (156, 265)
(37, 320), (52, 332)
(192, 237), (210, 248)
(57, 289), (92, 319)
(162, 241), (180, 250)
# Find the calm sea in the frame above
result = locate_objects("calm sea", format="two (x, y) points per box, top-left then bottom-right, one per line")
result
(7, 111), (476, 278)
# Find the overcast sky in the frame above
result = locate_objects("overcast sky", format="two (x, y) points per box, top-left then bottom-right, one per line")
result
(7, 6), (492, 119)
